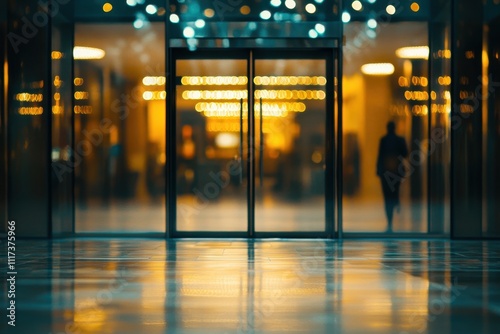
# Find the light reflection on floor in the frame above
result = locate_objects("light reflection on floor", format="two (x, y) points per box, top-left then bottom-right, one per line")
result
(76, 196), (432, 233)
(3, 239), (499, 333)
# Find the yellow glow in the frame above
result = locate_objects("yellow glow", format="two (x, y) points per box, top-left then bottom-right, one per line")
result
(410, 2), (420, 12)
(143, 90), (166, 100)
(436, 49), (452, 59)
(18, 107), (43, 115)
(404, 90), (429, 101)
(438, 76), (451, 85)
(54, 93), (60, 101)
(254, 76), (326, 86)
(74, 105), (93, 114)
(51, 51), (63, 60)
(204, 8), (215, 18)
(215, 133), (239, 148)
(73, 46), (105, 60)
(181, 76), (248, 86)
(195, 101), (305, 117)
(52, 106), (64, 114)
(54, 76), (62, 88)
(240, 5), (251, 15)
(74, 91), (89, 100)
(396, 46), (429, 59)
(15, 93), (43, 102)
(143, 76), (166, 86)
(103, 3), (113, 12)
(74, 78), (84, 86)
(360, 63), (394, 76)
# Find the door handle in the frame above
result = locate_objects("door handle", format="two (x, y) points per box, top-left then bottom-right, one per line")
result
(259, 98), (263, 188)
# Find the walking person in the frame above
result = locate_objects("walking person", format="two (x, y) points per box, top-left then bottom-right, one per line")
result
(376, 121), (408, 232)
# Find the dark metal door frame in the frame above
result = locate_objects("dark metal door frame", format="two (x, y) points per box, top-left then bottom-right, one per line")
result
(167, 48), (337, 238)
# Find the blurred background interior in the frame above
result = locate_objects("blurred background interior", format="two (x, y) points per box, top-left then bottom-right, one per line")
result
(1, 0), (499, 238)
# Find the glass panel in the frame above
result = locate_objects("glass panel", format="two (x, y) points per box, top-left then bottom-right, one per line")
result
(254, 58), (326, 232)
(342, 22), (429, 233)
(51, 4), (74, 235)
(175, 58), (247, 232)
(74, 22), (166, 233)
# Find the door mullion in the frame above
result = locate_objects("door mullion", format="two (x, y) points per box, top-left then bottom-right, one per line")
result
(247, 50), (255, 237)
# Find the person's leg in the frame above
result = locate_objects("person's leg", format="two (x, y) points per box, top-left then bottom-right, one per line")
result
(381, 178), (393, 231)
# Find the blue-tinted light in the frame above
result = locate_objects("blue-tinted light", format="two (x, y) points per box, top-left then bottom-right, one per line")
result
(133, 19), (144, 29)
(183, 26), (195, 38)
(270, 0), (281, 7)
(170, 14), (180, 23)
(367, 18), (377, 29)
(285, 0), (296, 9)
(195, 19), (206, 28)
(145, 5), (157, 15)
(260, 10), (272, 20)
(315, 23), (325, 34)
(341, 12), (351, 23)
(308, 29), (318, 38)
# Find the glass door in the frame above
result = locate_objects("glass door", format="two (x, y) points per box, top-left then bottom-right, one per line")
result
(253, 51), (333, 235)
(174, 50), (249, 234)
(171, 49), (335, 237)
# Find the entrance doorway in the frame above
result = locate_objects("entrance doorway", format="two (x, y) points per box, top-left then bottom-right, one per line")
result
(169, 49), (337, 237)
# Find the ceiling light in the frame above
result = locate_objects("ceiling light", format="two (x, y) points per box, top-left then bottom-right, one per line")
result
(308, 29), (318, 38)
(367, 18), (377, 29)
(315, 23), (325, 34)
(352, 1), (362, 11)
(270, 0), (281, 7)
(170, 14), (180, 23)
(285, 0), (296, 9)
(195, 19), (205, 28)
(102, 3), (112, 12)
(260, 10), (271, 20)
(386, 5), (396, 15)
(396, 46), (429, 59)
(126, 0), (136, 6)
(183, 27), (195, 38)
(411, 2), (420, 12)
(145, 5), (157, 15)
(341, 12), (351, 23)
(73, 46), (105, 60)
(361, 63), (394, 75)
(305, 4), (316, 13)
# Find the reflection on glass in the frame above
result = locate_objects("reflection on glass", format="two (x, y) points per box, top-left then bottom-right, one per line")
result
(254, 59), (327, 232)
(342, 22), (429, 233)
(74, 23), (166, 233)
(176, 58), (248, 232)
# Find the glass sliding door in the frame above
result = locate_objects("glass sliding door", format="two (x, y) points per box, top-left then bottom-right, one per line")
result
(174, 51), (248, 232)
(171, 49), (335, 237)
(253, 53), (331, 233)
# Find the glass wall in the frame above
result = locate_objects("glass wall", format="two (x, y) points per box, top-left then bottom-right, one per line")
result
(51, 1), (74, 235)
(342, 21), (429, 234)
(1, 2), (6, 234)
(74, 21), (166, 233)
(484, 8), (500, 238)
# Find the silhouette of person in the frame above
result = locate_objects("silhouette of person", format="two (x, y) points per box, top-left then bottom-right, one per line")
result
(376, 121), (408, 232)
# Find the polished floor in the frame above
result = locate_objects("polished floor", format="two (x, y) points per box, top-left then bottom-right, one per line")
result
(1, 239), (499, 333)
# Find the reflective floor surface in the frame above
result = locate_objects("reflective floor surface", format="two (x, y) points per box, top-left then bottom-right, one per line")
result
(1, 239), (499, 333)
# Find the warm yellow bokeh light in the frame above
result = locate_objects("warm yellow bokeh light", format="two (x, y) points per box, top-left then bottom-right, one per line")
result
(103, 3), (113, 13)
(410, 2), (420, 12)
(240, 6), (250, 15)
(204, 8), (215, 18)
